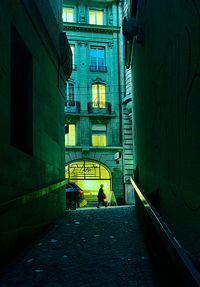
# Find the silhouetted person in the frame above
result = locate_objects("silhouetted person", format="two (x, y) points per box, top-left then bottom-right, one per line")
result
(97, 184), (107, 208)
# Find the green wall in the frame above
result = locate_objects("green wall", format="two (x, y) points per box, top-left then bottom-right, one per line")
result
(0, 0), (71, 264)
(132, 1), (200, 254)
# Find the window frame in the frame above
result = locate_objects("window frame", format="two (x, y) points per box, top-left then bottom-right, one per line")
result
(89, 10), (103, 25)
(66, 81), (75, 106)
(90, 46), (106, 71)
(92, 83), (106, 108)
(65, 124), (76, 146)
(92, 125), (106, 147)
(63, 7), (74, 23)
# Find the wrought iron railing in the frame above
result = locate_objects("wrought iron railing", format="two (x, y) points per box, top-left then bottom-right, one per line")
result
(65, 101), (80, 113)
(90, 65), (107, 72)
(87, 102), (111, 114)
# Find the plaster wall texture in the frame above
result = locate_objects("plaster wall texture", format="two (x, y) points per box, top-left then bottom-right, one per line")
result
(0, 0), (70, 262)
(64, 0), (124, 200)
(132, 0), (200, 254)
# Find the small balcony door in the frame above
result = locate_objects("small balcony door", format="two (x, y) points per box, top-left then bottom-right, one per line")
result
(92, 84), (105, 109)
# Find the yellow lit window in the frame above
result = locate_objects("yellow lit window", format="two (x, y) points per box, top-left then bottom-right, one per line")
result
(92, 84), (105, 108)
(92, 135), (98, 146)
(89, 11), (95, 24)
(92, 125), (106, 146)
(63, 8), (74, 23)
(65, 124), (75, 146)
(92, 135), (106, 146)
(97, 12), (103, 25)
(89, 10), (103, 25)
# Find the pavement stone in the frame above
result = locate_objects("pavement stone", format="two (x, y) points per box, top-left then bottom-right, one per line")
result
(0, 205), (157, 287)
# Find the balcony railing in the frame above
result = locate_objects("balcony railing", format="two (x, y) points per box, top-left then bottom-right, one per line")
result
(87, 102), (111, 114)
(65, 101), (80, 113)
(90, 65), (107, 72)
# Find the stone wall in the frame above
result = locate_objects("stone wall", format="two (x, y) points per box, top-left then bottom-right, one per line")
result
(0, 0), (70, 263)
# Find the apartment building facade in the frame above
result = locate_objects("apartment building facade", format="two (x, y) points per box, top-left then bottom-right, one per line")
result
(63, 0), (124, 203)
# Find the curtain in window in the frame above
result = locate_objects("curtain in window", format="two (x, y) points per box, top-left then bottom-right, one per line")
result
(66, 83), (75, 106)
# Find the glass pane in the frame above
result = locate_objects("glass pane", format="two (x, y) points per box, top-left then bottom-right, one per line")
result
(100, 165), (110, 179)
(99, 135), (106, 146)
(69, 124), (75, 145)
(65, 133), (68, 145)
(90, 48), (97, 68)
(68, 83), (74, 105)
(97, 11), (103, 25)
(67, 8), (73, 23)
(99, 85), (105, 108)
(89, 11), (95, 24)
(69, 161), (85, 179)
(62, 8), (67, 22)
(70, 46), (74, 65)
(98, 48), (105, 68)
(92, 84), (98, 107)
(92, 135), (98, 146)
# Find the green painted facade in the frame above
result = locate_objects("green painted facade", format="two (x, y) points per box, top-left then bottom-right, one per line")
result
(63, 0), (124, 202)
(130, 1), (200, 255)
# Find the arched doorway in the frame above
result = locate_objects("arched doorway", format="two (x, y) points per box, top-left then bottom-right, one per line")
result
(65, 159), (112, 202)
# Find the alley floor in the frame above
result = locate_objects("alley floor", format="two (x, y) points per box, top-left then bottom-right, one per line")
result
(0, 205), (157, 287)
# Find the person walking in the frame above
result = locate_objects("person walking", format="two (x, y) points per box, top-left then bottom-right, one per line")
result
(97, 184), (107, 208)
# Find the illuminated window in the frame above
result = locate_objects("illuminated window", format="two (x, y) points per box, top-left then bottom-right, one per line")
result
(66, 82), (75, 106)
(89, 10), (103, 25)
(65, 124), (75, 146)
(92, 84), (105, 108)
(92, 125), (106, 146)
(63, 8), (74, 23)
(90, 47), (105, 71)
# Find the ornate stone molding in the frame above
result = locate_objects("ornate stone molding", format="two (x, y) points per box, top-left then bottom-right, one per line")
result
(77, 40), (88, 47)
(63, 23), (120, 34)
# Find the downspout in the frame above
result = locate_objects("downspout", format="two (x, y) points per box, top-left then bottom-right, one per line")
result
(117, 0), (122, 145)
(117, 0), (125, 203)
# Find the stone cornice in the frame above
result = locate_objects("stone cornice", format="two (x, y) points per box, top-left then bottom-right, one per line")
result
(63, 22), (120, 34)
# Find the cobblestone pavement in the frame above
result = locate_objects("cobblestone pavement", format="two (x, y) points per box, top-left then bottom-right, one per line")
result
(0, 206), (157, 287)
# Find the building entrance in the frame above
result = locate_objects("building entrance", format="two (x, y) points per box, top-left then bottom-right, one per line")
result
(65, 159), (112, 202)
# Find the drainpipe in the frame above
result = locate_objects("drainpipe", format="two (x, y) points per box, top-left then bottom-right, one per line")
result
(117, 0), (122, 145)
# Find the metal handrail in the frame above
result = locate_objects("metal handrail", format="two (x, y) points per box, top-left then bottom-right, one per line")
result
(130, 177), (200, 287)
(90, 65), (107, 72)
(65, 101), (80, 113)
(87, 102), (111, 114)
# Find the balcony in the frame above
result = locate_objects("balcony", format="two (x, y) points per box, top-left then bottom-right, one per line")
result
(65, 101), (80, 113)
(87, 102), (111, 114)
(90, 65), (107, 72)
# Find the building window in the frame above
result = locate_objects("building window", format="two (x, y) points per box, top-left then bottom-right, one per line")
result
(66, 82), (75, 106)
(65, 124), (75, 146)
(90, 47), (106, 71)
(92, 125), (106, 146)
(92, 84), (105, 108)
(70, 45), (76, 69)
(89, 10), (103, 25)
(63, 7), (74, 23)
(10, 26), (33, 155)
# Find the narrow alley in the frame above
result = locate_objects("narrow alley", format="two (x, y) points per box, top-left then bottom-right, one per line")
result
(0, 206), (156, 287)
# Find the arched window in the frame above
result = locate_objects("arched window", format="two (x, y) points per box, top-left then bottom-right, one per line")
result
(92, 84), (105, 108)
